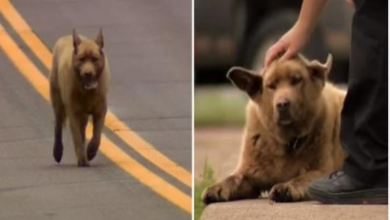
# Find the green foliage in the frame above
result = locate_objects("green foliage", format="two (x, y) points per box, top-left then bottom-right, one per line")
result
(194, 159), (215, 220)
(195, 87), (247, 127)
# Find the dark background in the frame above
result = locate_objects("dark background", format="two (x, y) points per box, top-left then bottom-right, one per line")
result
(195, 0), (354, 85)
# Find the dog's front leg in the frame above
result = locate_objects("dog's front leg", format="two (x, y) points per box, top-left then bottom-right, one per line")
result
(202, 129), (270, 203)
(269, 169), (329, 202)
(68, 111), (89, 167)
(201, 103), (272, 204)
(87, 101), (107, 161)
(201, 171), (270, 205)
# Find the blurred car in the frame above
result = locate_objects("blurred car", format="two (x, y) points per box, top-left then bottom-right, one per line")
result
(195, 0), (353, 84)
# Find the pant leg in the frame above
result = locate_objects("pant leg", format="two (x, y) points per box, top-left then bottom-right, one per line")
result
(341, 0), (388, 185)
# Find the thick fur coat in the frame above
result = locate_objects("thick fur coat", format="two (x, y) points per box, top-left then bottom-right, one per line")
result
(202, 54), (346, 203)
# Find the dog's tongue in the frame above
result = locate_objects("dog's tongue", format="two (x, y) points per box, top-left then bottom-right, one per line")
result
(84, 82), (98, 90)
(278, 113), (293, 125)
(279, 120), (293, 126)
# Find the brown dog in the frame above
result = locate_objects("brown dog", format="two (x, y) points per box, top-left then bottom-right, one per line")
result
(49, 29), (110, 167)
(202, 54), (346, 203)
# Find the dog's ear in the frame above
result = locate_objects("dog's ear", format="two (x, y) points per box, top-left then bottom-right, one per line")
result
(299, 54), (333, 81)
(73, 29), (81, 54)
(227, 67), (263, 97)
(95, 28), (104, 49)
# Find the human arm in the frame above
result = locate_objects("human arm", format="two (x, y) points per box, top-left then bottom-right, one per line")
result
(264, 0), (330, 67)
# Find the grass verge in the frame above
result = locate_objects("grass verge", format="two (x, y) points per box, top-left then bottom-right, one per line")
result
(194, 160), (216, 220)
(195, 86), (247, 127)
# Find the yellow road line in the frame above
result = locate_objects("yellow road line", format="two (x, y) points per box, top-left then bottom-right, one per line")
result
(0, 0), (192, 188)
(0, 22), (191, 214)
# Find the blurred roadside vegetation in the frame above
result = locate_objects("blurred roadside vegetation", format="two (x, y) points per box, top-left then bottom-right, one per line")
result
(194, 160), (216, 220)
(195, 86), (247, 127)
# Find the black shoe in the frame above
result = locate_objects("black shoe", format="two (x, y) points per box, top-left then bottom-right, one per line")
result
(308, 171), (388, 204)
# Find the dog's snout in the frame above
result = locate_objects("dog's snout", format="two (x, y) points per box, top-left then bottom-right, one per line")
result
(84, 72), (93, 80)
(277, 99), (290, 110)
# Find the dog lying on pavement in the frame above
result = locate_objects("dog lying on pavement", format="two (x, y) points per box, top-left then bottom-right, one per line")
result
(202, 54), (346, 203)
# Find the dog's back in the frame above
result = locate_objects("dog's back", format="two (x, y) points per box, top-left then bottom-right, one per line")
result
(322, 83), (347, 169)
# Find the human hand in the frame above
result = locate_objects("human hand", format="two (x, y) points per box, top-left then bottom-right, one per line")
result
(345, 0), (355, 9)
(264, 24), (310, 68)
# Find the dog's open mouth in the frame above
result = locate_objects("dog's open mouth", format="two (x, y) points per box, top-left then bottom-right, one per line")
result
(84, 81), (98, 90)
(278, 119), (293, 126)
(81, 72), (98, 90)
(277, 112), (294, 126)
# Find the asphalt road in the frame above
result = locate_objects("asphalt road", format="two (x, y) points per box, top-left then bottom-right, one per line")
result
(0, 0), (191, 219)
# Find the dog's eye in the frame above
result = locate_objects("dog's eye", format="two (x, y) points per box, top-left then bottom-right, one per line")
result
(266, 83), (276, 90)
(291, 76), (302, 85)
(79, 57), (86, 62)
(91, 56), (98, 62)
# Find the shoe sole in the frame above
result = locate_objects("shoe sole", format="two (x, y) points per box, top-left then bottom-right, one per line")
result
(308, 187), (388, 204)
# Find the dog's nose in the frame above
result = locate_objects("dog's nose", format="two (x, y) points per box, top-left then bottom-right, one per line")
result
(84, 72), (93, 79)
(277, 99), (290, 110)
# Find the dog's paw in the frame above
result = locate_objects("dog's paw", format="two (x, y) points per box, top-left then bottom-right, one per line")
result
(77, 158), (90, 167)
(87, 138), (100, 161)
(269, 183), (302, 202)
(201, 175), (245, 205)
(269, 183), (293, 202)
(53, 141), (63, 163)
(201, 183), (231, 205)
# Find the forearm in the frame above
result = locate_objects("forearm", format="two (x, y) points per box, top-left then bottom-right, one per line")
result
(296, 0), (330, 33)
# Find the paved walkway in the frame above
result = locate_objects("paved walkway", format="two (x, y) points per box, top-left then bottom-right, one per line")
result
(195, 127), (242, 181)
(201, 200), (388, 220)
(195, 127), (388, 220)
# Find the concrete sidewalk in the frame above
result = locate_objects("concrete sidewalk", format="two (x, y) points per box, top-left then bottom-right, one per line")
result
(200, 200), (388, 220)
(195, 127), (242, 181)
(196, 127), (387, 220)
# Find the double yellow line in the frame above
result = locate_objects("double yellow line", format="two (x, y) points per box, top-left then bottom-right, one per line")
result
(0, 0), (192, 214)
